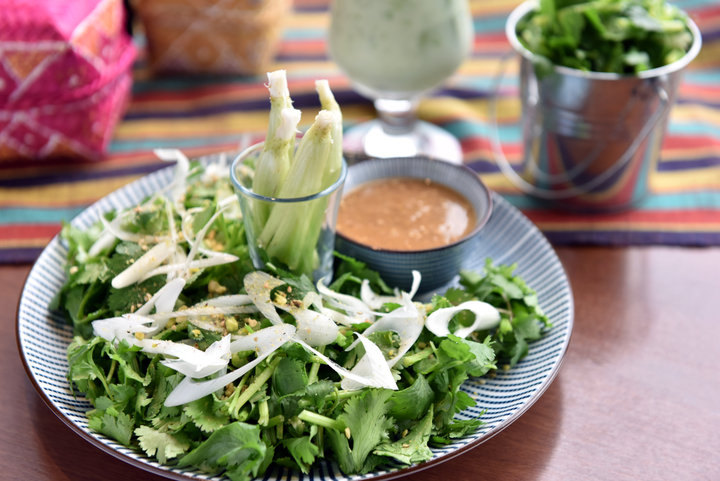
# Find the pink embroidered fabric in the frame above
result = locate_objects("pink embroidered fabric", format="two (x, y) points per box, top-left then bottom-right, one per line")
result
(0, 0), (135, 161)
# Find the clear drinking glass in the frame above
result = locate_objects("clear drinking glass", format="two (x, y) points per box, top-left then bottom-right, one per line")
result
(328, 0), (474, 164)
(230, 142), (347, 284)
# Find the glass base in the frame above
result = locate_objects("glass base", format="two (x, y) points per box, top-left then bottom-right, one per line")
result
(342, 119), (463, 164)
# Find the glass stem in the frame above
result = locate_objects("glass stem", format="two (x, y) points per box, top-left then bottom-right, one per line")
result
(374, 98), (419, 135)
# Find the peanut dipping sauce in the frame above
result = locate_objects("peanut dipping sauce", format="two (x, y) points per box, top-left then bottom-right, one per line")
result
(336, 177), (476, 251)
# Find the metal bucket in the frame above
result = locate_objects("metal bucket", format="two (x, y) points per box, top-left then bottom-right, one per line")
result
(492, 1), (702, 212)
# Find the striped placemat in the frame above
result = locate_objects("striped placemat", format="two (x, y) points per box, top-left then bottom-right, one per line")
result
(1, 0), (719, 264)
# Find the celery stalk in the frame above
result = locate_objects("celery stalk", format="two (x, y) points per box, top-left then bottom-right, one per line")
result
(251, 70), (299, 228)
(315, 79), (343, 186)
(254, 71), (294, 196)
(258, 110), (339, 274)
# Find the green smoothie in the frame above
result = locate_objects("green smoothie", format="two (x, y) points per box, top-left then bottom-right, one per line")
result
(329, 0), (473, 100)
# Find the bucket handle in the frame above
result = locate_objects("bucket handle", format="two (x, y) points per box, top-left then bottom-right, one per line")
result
(489, 52), (671, 200)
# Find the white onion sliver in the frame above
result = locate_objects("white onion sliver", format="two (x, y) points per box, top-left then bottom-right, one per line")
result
(204, 294), (253, 307)
(316, 281), (374, 324)
(139, 253), (239, 283)
(360, 270), (421, 310)
(135, 278), (186, 316)
(244, 272), (285, 325)
(112, 240), (175, 289)
(348, 293), (424, 368)
(92, 315), (230, 378)
(165, 324), (296, 407)
(154, 148), (190, 207)
(340, 333), (398, 391)
(88, 231), (116, 258)
(293, 309), (339, 347)
(229, 324), (296, 353)
(184, 205), (231, 273)
(160, 335), (231, 378)
(425, 300), (501, 339)
(149, 305), (258, 324)
(296, 338), (397, 390)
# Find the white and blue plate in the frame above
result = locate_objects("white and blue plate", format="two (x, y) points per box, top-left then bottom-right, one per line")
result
(17, 154), (573, 480)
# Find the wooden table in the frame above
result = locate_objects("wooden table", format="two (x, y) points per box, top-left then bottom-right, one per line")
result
(3, 246), (719, 480)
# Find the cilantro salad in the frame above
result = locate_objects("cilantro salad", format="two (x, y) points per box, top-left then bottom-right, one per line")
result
(52, 74), (551, 480)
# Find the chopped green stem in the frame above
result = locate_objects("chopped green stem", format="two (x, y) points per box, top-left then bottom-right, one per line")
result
(265, 414), (285, 428)
(107, 360), (117, 385)
(258, 399), (270, 426)
(232, 358), (280, 414)
(298, 409), (344, 432)
(401, 348), (434, 367)
(307, 346), (324, 384)
(334, 389), (360, 402)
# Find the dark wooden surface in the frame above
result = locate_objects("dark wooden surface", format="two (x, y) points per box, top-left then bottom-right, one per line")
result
(4, 246), (720, 480)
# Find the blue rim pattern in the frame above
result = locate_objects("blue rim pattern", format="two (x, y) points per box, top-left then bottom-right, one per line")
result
(17, 155), (573, 481)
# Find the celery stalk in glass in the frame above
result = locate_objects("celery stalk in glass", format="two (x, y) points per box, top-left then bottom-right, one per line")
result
(251, 70), (299, 227)
(290, 81), (345, 275)
(258, 110), (339, 274)
(315, 79), (343, 186)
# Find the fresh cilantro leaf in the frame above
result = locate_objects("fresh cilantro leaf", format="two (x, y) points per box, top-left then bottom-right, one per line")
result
(282, 436), (319, 474)
(87, 408), (134, 446)
(462, 336), (497, 377)
(135, 425), (190, 463)
(431, 418), (484, 445)
(184, 395), (230, 433)
(67, 336), (111, 399)
(388, 374), (434, 421)
(331, 252), (393, 295)
(374, 407), (434, 465)
(177, 422), (267, 481)
(327, 389), (394, 474)
(272, 357), (308, 397)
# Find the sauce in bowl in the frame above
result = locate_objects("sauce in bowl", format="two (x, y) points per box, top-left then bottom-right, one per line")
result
(336, 177), (476, 251)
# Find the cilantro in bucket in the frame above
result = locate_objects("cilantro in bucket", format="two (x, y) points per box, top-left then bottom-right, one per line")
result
(516, 0), (695, 74)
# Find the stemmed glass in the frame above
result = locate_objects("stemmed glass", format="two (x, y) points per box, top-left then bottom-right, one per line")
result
(328, 0), (473, 164)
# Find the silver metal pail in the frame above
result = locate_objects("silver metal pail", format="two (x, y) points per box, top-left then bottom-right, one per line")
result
(492, 1), (702, 212)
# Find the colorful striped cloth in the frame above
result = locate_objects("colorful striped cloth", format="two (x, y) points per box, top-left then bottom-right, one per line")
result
(1, 0), (719, 264)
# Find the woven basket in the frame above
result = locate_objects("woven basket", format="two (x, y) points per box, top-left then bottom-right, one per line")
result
(134, 0), (292, 75)
(0, 0), (135, 161)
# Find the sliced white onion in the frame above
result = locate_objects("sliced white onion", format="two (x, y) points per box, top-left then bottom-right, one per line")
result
(139, 252), (239, 282)
(184, 204), (231, 273)
(360, 270), (421, 309)
(425, 300), (501, 339)
(316, 280), (375, 324)
(92, 314), (229, 378)
(135, 278), (186, 317)
(347, 293), (424, 368)
(165, 324), (296, 407)
(154, 148), (190, 209)
(340, 333), (398, 391)
(148, 304), (258, 323)
(101, 215), (145, 243)
(204, 294), (253, 307)
(112, 240), (176, 289)
(244, 271), (285, 325)
(88, 230), (116, 258)
(293, 309), (339, 347)
(160, 335), (231, 378)
(295, 338), (397, 390)
(92, 316), (132, 340)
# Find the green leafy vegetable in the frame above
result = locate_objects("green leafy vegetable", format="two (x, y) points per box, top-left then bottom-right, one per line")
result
(57, 109), (552, 478)
(516, 0), (694, 73)
(177, 422), (267, 481)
